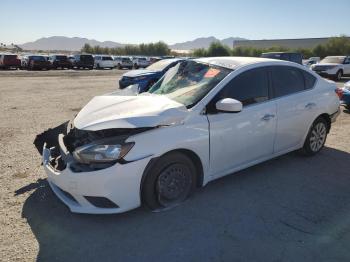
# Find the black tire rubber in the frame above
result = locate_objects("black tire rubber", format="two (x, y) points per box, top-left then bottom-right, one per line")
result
(335, 70), (343, 81)
(142, 152), (197, 211)
(300, 117), (328, 156)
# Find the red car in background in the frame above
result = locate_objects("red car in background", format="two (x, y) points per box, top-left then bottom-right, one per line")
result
(0, 54), (21, 69)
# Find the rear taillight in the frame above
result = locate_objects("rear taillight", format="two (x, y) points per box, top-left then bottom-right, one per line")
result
(335, 88), (343, 99)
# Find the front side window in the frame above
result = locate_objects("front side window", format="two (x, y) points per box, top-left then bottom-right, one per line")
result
(148, 60), (232, 108)
(215, 67), (269, 107)
(271, 66), (304, 97)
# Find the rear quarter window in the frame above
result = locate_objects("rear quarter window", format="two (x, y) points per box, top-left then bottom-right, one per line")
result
(302, 70), (317, 90)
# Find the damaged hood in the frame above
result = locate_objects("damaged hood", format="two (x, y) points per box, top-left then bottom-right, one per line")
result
(74, 94), (188, 130)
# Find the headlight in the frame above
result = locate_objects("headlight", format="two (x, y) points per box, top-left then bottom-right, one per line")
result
(73, 141), (134, 164)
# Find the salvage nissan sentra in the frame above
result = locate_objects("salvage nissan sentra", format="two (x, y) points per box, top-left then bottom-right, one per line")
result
(42, 57), (340, 214)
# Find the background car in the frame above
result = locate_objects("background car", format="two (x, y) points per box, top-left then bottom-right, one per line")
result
(336, 81), (350, 110)
(261, 52), (303, 64)
(113, 56), (133, 69)
(49, 55), (72, 69)
(311, 56), (350, 81)
(69, 54), (94, 70)
(119, 58), (184, 92)
(24, 55), (52, 70)
(132, 57), (150, 69)
(94, 55), (114, 69)
(0, 54), (21, 69)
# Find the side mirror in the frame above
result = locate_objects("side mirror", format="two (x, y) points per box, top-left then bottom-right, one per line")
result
(215, 98), (242, 113)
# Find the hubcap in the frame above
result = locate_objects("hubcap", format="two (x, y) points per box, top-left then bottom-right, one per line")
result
(310, 122), (326, 152)
(157, 163), (192, 207)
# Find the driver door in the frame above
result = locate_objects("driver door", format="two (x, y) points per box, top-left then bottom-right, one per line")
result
(207, 67), (277, 178)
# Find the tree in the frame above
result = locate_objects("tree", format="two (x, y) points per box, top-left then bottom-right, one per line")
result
(206, 42), (231, 56)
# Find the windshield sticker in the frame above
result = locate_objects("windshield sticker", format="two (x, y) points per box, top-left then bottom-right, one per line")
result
(204, 68), (220, 78)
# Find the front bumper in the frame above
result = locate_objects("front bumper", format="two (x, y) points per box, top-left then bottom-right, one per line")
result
(312, 68), (338, 77)
(42, 144), (151, 214)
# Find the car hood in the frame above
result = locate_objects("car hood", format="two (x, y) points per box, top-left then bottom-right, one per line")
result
(315, 63), (341, 66)
(123, 69), (159, 77)
(73, 94), (188, 131)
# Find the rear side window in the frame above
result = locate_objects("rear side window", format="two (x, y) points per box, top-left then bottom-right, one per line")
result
(271, 66), (304, 97)
(217, 67), (269, 106)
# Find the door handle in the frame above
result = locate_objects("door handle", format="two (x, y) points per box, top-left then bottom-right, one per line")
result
(305, 102), (316, 109)
(261, 114), (275, 121)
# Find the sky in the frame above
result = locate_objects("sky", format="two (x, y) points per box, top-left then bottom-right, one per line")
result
(1, 0), (350, 45)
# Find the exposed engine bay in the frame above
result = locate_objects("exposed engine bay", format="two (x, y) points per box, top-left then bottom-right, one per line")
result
(34, 120), (153, 172)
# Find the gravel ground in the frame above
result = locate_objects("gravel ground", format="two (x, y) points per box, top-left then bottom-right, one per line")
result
(0, 70), (350, 262)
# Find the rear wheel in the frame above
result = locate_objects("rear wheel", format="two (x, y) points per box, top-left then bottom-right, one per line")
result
(142, 152), (196, 211)
(301, 117), (328, 156)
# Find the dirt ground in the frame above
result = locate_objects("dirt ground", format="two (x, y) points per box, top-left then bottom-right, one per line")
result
(0, 70), (350, 262)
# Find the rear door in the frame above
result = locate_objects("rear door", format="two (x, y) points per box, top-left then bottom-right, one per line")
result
(207, 67), (277, 177)
(271, 66), (318, 153)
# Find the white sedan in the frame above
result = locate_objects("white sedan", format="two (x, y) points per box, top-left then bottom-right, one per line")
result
(42, 57), (340, 214)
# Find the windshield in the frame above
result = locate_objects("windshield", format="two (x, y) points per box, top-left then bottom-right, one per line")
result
(321, 56), (345, 64)
(55, 55), (67, 61)
(148, 60), (232, 108)
(146, 59), (178, 71)
(102, 56), (113, 61)
(30, 56), (46, 62)
(4, 55), (17, 59)
(122, 58), (131, 62)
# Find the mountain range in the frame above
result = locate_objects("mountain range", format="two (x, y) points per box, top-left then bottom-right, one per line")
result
(19, 36), (246, 51)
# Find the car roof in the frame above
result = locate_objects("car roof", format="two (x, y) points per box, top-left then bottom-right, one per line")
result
(195, 56), (292, 70)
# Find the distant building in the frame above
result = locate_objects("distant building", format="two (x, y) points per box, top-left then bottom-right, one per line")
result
(233, 37), (350, 49)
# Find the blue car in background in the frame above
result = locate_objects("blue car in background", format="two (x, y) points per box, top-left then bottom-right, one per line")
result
(336, 80), (350, 110)
(118, 58), (184, 93)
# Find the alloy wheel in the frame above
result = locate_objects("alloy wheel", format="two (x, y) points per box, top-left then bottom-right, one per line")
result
(309, 122), (327, 152)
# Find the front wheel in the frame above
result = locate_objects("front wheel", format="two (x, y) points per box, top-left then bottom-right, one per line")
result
(142, 152), (197, 211)
(335, 70), (343, 81)
(301, 117), (328, 156)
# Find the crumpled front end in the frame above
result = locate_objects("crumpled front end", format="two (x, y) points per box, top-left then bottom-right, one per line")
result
(39, 122), (152, 214)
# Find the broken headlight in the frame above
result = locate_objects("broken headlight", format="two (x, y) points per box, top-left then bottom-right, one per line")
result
(73, 140), (134, 164)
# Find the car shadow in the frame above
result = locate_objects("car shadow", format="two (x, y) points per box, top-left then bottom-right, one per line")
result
(20, 146), (350, 261)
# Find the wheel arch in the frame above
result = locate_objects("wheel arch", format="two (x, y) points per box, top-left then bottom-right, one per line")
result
(317, 113), (331, 133)
(140, 148), (204, 200)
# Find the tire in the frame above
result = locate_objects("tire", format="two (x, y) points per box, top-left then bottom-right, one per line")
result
(335, 70), (343, 81)
(142, 152), (197, 211)
(117, 64), (121, 70)
(134, 63), (138, 69)
(96, 64), (100, 70)
(300, 117), (328, 156)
